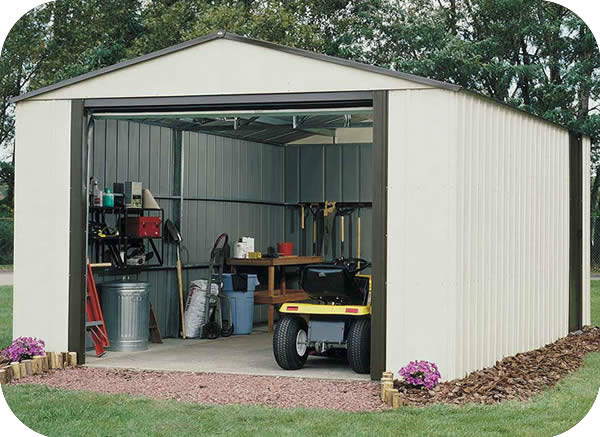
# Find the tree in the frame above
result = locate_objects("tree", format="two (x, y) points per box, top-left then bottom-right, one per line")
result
(0, 5), (52, 158)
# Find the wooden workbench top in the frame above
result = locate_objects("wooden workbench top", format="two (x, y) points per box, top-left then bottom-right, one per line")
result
(226, 256), (323, 266)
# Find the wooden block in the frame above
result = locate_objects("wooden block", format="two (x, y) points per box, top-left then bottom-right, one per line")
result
(61, 352), (69, 367)
(68, 352), (78, 367)
(381, 380), (394, 401)
(0, 369), (7, 385)
(47, 352), (56, 369)
(0, 365), (12, 384)
(382, 371), (393, 380)
(392, 393), (406, 409)
(10, 362), (21, 380)
(384, 387), (396, 406)
(23, 360), (33, 377)
(19, 362), (26, 377)
(55, 353), (63, 369)
(41, 355), (49, 372)
(32, 356), (42, 375)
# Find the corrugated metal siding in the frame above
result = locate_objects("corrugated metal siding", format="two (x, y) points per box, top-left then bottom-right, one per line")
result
(455, 92), (570, 378)
(13, 100), (73, 352)
(386, 89), (574, 381)
(90, 120), (285, 336)
(284, 143), (373, 263)
(386, 89), (459, 380)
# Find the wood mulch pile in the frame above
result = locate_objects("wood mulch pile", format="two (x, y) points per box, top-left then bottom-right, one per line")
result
(394, 325), (600, 406)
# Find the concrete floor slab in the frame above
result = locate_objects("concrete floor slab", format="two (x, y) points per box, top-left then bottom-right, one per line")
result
(85, 326), (369, 381)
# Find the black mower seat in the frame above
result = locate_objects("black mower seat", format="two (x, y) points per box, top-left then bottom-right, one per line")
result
(300, 264), (365, 304)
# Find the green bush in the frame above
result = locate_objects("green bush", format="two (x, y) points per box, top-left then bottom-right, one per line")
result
(0, 218), (13, 265)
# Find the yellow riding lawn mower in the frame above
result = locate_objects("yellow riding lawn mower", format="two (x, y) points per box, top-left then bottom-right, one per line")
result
(273, 258), (371, 374)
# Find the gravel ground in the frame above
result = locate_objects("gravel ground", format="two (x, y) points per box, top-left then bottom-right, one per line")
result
(11, 327), (599, 411)
(13, 367), (388, 412)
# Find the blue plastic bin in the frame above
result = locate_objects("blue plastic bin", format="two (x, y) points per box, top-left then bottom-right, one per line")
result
(220, 274), (259, 335)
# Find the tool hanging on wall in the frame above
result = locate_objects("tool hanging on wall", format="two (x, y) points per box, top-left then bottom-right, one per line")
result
(357, 209), (361, 269)
(322, 201), (336, 257)
(308, 203), (321, 256)
(300, 205), (305, 256)
(340, 214), (345, 257)
(165, 219), (186, 339)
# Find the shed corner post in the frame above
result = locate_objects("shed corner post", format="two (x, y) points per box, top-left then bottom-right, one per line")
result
(568, 131), (584, 332)
(371, 90), (389, 380)
(68, 99), (87, 364)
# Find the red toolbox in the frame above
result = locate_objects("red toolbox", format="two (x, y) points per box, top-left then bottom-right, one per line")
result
(126, 216), (162, 238)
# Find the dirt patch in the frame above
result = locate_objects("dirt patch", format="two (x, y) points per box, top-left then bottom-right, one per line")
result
(13, 368), (387, 412)
(394, 326), (600, 406)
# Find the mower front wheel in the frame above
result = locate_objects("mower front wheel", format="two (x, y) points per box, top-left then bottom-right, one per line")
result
(273, 316), (309, 370)
(347, 318), (371, 374)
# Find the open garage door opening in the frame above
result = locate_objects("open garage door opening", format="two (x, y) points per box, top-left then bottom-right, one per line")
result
(82, 104), (378, 381)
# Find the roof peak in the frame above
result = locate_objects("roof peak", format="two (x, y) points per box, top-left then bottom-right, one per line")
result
(11, 31), (459, 103)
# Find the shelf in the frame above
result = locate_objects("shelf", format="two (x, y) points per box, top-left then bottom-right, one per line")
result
(90, 235), (163, 241)
(90, 206), (162, 213)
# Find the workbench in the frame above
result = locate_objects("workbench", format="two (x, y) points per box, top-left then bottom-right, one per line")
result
(227, 256), (323, 331)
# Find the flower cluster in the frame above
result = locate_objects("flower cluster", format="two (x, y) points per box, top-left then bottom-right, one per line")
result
(398, 360), (441, 390)
(1, 337), (45, 363)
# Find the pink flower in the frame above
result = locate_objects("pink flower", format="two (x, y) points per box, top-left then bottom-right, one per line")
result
(1, 337), (46, 362)
(398, 360), (441, 389)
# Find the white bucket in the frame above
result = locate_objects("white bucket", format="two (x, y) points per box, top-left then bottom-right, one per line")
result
(233, 241), (248, 258)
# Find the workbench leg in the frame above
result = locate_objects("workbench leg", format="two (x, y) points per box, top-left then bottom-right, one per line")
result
(268, 266), (275, 296)
(268, 305), (274, 332)
(268, 265), (275, 332)
(280, 267), (287, 295)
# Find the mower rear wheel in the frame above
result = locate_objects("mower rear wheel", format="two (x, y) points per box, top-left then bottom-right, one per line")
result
(347, 318), (371, 374)
(273, 316), (309, 370)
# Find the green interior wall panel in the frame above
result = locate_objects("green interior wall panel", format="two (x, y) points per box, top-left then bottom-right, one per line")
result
(342, 144), (360, 202)
(285, 146), (300, 203)
(90, 119), (286, 336)
(284, 143), (372, 264)
(300, 145), (324, 202)
(359, 144), (373, 202)
(325, 144), (342, 201)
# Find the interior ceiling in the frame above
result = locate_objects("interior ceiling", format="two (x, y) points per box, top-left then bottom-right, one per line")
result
(94, 110), (373, 145)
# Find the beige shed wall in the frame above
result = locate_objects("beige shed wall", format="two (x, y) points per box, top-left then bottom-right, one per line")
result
(386, 88), (578, 381)
(31, 39), (429, 101)
(13, 100), (72, 352)
(454, 92), (571, 378)
(386, 89), (459, 379)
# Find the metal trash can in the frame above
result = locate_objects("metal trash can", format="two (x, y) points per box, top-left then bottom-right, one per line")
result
(100, 281), (151, 352)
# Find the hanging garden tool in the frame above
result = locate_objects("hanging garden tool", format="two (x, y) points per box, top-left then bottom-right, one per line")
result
(323, 201), (336, 257)
(357, 208), (361, 269)
(308, 203), (321, 256)
(340, 214), (345, 257)
(165, 219), (186, 339)
(300, 204), (305, 256)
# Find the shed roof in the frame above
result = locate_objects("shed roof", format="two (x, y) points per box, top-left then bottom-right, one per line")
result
(11, 30), (460, 103)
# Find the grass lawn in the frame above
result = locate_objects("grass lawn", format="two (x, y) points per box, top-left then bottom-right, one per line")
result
(1, 284), (599, 437)
(0, 285), (12, 350)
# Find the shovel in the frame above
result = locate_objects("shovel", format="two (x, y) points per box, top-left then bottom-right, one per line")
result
(166, 219), (186, 339)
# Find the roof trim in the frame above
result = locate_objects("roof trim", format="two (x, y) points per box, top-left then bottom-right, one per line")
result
(10, 30), (461, 104)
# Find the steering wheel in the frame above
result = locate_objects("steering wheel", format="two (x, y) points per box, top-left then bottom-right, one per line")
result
(335, 257), (371, 274)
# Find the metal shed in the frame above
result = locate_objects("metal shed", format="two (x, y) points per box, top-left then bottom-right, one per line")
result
(11, 31), (590, 381)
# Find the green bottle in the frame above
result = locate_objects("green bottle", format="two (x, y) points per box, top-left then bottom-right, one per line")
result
(103, 188), (115, 207)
